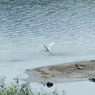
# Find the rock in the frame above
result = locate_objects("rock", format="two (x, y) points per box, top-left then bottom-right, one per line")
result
(77, 67), (84, 70)
(47, 82), (53, 87)
(89, 78), (95, 82)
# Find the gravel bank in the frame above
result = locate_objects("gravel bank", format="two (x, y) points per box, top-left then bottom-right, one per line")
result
(24, 60), (95, 84)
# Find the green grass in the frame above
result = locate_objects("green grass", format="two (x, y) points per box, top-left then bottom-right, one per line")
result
(0, 77), (65, 95)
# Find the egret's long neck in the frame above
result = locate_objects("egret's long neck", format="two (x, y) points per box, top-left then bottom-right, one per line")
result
(44, 45), (49, 51)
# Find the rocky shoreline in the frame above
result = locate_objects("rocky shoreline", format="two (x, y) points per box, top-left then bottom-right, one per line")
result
(24, 60), (95, 84)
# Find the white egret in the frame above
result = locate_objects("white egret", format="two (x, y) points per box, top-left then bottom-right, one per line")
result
(44, 42), (55, 55)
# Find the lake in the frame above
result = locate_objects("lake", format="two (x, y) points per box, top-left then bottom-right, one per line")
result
(0, 0), (95, 94)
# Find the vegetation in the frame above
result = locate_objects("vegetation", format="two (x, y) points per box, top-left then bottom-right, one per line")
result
(0, 77), (65, 95)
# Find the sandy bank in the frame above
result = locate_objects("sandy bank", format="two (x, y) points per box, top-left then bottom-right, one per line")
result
(24, 60), (95, 84)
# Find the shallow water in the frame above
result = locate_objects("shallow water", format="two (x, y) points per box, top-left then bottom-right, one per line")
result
(0, 0), (95, 94)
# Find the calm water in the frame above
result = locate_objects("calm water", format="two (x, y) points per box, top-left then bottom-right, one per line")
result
(0, 0), (95, 94)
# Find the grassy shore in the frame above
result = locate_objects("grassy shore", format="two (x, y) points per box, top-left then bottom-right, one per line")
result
(0, 77), (65, 95)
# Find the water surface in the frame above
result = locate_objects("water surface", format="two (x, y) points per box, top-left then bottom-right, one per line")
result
(0, 0), (95, 94)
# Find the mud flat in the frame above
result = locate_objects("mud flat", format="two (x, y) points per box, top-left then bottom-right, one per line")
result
(24, 60), (95, 83)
